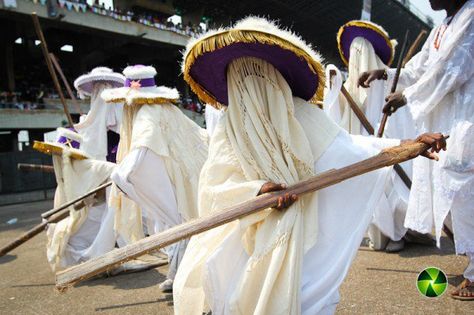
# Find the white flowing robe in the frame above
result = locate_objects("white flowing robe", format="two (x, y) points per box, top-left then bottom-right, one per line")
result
(394, 2), (474, 267)
(324, 37), (416, 243)
(174, 93), (401, 314)
(110, 103), (208, 278)
(46, 84), (123, 270)
(46, 152), (115, 271)
(205, 104), (226, 136)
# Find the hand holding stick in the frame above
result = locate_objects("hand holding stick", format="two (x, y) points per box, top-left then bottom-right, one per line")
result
(377, 30), (410, 137)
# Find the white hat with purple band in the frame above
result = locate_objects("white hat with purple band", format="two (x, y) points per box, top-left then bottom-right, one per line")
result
(101, 65), (179, 106)
(74, 67), (125, 99)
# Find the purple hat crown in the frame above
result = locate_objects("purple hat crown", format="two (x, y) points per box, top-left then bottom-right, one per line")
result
(337, 20), (395, 66)
(56, 127), (82, 149)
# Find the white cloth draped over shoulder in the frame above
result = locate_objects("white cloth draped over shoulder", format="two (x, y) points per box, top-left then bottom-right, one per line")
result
(74, 82), (123, 161)
(173, 57), (399, 314)
(324, 37), (415, 243)
(394, 1), (474, 257)
(110, 102), (208, 244)
(46, 151), (115, 271)
(205, 105), (226, 136)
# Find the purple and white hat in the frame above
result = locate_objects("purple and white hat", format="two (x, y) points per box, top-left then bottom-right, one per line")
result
(101, 65), (179, 106)
(182, 16), (325, 109)
(337, 20), (397, 66)
(56, 127), (83, 149)
(74, 67), (125, 99)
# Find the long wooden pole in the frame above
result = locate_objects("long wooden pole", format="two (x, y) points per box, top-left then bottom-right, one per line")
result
(55, 140), (434, 290)
(0, 181), (112, 257)
(49, 53), (83, 115)
(0, 206), (69, 257)
(31, 13), (74, 126)
(377, 30), (410, 138)
(402, 30), (427, 67)
(41, 181), (112, 219)
(340, 85), (412, 188)
(17, 163), (54, 173)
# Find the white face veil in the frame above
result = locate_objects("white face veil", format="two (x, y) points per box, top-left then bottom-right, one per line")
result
(223, 57), (320, 314)
(345, 37), (387, 107)
(336, 37), (387, 134)
(74, 82), (120, 161)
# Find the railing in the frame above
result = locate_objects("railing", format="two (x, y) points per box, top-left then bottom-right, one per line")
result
(0, 150), (56, 195)
(394, 0), (434, 27)
(26, 0), (204, 38)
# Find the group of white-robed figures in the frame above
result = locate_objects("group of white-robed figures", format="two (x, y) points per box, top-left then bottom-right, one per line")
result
(44, 1), (472, 313)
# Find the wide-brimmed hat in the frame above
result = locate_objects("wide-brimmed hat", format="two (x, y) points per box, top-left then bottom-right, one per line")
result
(74, 67), (125, 98)
(33, 127), (89, 160)
(337, 20), (396, 66)
(101, 65), (179, 106)
(182, 16), (325, 108)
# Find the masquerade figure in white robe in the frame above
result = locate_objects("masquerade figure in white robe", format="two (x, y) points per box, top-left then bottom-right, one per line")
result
(360, 0), (474, 300)
(173, 17), (446, 314)
(325, 21), (424, 253)
(43, 128), (116, 271)
(45, 68), (125, 271)
(102, 65), (208, 292)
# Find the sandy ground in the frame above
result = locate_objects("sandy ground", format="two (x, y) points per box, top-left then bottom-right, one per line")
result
(0, 200), (472, 314)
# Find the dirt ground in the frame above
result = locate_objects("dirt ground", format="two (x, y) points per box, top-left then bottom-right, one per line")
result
(0, 200), (472, 314)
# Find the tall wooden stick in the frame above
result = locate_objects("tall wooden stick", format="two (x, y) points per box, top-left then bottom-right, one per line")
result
(0, 181), (112, 257)
(340, 85), (374, 135)
(55, 140), (434, 290)
(0, 205), (69, 257)
(17, 163), (54, 173)
(340, 85), (412, 188)
(31, 13), (74, 126)
(41, 181), (112, 218)
(50, 53), (83, 115)
(402, 30), (427, 67)
(377, 30), (410, 138)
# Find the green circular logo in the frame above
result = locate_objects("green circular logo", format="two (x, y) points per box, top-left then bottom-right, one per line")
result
(417, 267), (448, 298)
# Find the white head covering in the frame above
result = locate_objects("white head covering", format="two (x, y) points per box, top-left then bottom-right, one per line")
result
(342, 37), (387, 134)
(74, 67), (125, 99)
(74, 82), (122, 161)
(211, 57), (318, 314)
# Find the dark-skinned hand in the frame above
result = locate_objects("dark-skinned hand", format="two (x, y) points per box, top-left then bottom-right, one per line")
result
(382, 91), (407, 115)
(258, 182), (298, 211)
(402, 133), (447, 161)
(357, 69), (386, 88)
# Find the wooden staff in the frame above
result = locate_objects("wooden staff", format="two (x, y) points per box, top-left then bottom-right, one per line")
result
(0, 181), (112, 257)
(402, 30), (427, 67)
(41, 181), (112, 218)
(31, 13), (74, 126)
(50, 53), (83, 115)
(340, 86), (412, 188)
(55, 140), (435, 290)
(340, 86), (374, 135)
(0, 205), (69, 257)
(377, 30), (410, 138)
(17, 163), (54, 173)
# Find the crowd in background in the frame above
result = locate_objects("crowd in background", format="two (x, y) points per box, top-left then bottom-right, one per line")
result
(0, 86), (49, 110)
(28, 0), (205, 37)
(0, 85), (205, 114)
